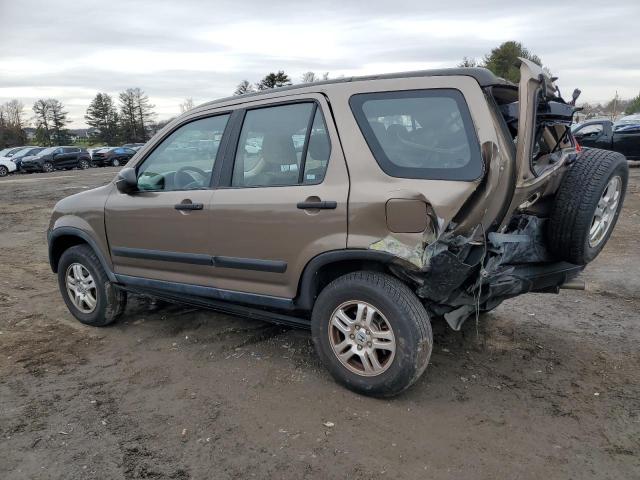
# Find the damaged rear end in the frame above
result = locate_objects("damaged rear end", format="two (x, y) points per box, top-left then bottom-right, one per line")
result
(354, 59), (625, 331)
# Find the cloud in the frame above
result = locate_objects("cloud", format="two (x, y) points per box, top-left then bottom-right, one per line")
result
(1, 0), (638, 126)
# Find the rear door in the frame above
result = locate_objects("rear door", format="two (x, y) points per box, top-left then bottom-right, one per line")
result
(105, 112), (231, 286)
(613, 125), (640, 159)
(205, 94), (349, 299)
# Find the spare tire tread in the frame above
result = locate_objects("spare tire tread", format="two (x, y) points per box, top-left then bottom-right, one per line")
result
(548, 148), (628, 265)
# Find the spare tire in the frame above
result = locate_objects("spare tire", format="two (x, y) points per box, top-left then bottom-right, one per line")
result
(548, 148), (628, 265)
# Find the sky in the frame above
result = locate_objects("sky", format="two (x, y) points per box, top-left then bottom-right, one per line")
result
(1, 0), (639, 127)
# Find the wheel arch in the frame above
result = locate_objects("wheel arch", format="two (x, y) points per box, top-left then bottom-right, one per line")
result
(294, 250), (403, 311)
(48, 227), (117, 282)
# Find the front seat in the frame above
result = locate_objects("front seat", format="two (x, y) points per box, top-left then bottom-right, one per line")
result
(250, 133), (299, 186)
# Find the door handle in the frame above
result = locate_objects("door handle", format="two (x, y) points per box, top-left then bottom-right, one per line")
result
(297, 200), (337, 210)
(174, 202), (203, 211)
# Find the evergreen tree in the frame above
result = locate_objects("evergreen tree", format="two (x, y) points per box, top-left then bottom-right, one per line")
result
(32, 99), (52, 146)
(85, 93), (119, 144)
(625, 93), (640, 115)
(48, 99), (70, 145)
(483, 41), (543, 83)
(256, 71), (292, 90)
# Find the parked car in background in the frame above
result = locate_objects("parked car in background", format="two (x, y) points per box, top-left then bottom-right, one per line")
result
(615, 114), (640, 129)
(0, 146), (27, 157)
(8, 147), (45, 170)
(122, 143), (145, 150)
(92, 147), (136, 167)
(572, 119), (640, 160)
(88, 147), (109, 160)
(0, 156), (18, 177)
(20, 146), (91, 173)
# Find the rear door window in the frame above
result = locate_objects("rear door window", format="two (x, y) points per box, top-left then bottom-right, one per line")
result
(231, 102), (331, 187)
(350, 89), (482, 181)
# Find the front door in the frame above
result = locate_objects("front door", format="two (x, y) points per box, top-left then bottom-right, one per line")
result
(207, 96), (349, 299)
(105, 113), (231, 286)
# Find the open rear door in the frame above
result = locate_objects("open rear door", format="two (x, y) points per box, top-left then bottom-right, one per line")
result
(515, 57), (556, 184)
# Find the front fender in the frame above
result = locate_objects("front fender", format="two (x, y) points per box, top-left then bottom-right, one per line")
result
(48, 227), (117, 282)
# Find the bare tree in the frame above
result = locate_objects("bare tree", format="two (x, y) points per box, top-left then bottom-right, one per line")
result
(234, 80), (255, 96)
(119, 88), (156, 142)
(301, 72), (318, 83)
(301, 71), (330, 83)
(458, 57), (478, 68)
(180, 97), (195, 113)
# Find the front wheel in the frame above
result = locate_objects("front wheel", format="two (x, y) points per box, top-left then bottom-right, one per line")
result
(311, 271), (432, 397)
(111, 158), (121, 167)
(79, 159), (90, 169)
(0, 165), (8, 177)
(57, 244), (127, 326)
(43, 161), (54, 173)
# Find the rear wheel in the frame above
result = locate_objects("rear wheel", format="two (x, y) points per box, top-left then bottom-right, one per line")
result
(548, 149), (628, 264)
(0, 165), (8, 177)
(311, 271), (432, 397)
(57, 244), (127, 326)
(43, 161), (54, 173)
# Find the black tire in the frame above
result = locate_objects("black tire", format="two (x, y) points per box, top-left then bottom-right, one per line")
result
(57, 244), (127, 326)
(311, 271), (432, 397)
(548, 149), (628, 265)
(0, 165), (8, 177)
(112, 158), (121, 167)
(79, 159), (90, 169)
(43, 161), (54, 173)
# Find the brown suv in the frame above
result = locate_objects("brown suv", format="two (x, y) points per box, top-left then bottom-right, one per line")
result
(48, 59), (628, 396)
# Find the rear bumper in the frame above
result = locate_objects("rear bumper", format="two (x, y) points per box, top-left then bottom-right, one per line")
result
(482, 261), (584, 303)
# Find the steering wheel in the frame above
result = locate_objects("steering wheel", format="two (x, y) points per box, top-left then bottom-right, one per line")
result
(175, 166), (208, 189)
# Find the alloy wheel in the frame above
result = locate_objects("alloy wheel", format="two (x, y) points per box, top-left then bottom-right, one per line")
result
(589, 176), (622, 247)
(0, 166), (8, 177)
(65, 263), (98, 313)
(328, 300), (396, 376)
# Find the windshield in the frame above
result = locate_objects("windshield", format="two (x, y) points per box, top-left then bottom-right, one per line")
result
(0, 148), (11, 157)
(38, 147), (58, 155)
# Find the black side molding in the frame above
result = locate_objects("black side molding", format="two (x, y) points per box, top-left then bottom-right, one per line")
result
(111, 247), (287, 273)
(112, 247), (212, 265)
(213, 256), (287, 273)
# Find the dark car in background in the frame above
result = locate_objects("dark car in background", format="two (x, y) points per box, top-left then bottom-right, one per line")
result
(572, 119), (640, 160)
(9, 147), (45, 169)
(20, 146), (91, 173)
(122, 143), (145, 150)
(91, 147), (136, 167)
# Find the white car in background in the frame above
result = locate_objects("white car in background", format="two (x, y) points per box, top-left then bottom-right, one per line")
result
(0, 156), (18, 177)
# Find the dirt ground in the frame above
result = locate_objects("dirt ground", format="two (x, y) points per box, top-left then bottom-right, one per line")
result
(1, 167), (639, 480)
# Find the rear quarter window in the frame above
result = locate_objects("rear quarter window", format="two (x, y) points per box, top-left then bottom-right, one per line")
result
(350, 89), (482, 181)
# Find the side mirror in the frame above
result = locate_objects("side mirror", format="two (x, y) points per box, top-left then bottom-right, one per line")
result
(115, 167), (137, 193)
